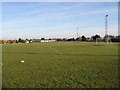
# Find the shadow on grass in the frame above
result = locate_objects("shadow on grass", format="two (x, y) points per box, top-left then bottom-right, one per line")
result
(59, 54), (119, 57)
(3, 52), (118, 57)
(27, 53), (37, 54)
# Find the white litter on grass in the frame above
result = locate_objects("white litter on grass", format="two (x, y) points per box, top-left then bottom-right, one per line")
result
(20, 60), (24, 63)
(1, 63), (3, 66)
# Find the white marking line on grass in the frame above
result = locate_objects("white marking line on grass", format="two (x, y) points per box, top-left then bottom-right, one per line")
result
(52, 47), (63, 55)
(48, 46), (63, 55)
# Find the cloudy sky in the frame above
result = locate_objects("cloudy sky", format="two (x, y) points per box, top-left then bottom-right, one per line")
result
(2, 2), (118, 39)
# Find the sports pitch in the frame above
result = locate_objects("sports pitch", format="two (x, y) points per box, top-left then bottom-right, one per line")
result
(2, 42), (118, 88)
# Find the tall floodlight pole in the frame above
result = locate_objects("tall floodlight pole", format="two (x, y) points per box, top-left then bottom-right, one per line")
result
(105, 15), (108, 44)
(76, 27), (79, 38)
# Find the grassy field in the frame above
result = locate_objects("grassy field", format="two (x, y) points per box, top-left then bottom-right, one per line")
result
(2, 42), (118, 88)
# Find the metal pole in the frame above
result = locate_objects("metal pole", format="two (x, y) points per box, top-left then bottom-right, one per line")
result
(105, 15), (108, 44)
(77, 27), (79, 38)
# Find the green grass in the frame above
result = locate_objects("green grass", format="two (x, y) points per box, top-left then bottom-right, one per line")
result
(2, 42), (118, 88)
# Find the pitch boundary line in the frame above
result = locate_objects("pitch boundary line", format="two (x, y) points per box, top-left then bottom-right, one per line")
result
(46, 45), (63, 55)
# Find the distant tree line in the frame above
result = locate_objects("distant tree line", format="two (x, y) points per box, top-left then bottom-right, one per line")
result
(1, 34), (120, 44)
(75, 34), (120, 42)
(15, 35), (120, 43)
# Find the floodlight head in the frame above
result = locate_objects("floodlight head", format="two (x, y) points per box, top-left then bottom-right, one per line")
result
(106, 15), (108, 17)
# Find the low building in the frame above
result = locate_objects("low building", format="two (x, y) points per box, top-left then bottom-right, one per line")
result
(26, 40), (33, 43)
(2, 40), (17, 43)
(41, 40), (56, 42)
(26, 41), (30, 43)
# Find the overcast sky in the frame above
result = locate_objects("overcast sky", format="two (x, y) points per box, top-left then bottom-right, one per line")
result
(2, 2), (118, 39)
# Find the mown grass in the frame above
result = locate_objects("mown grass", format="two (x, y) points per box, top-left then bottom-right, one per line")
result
(2, 42), (118, 88)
